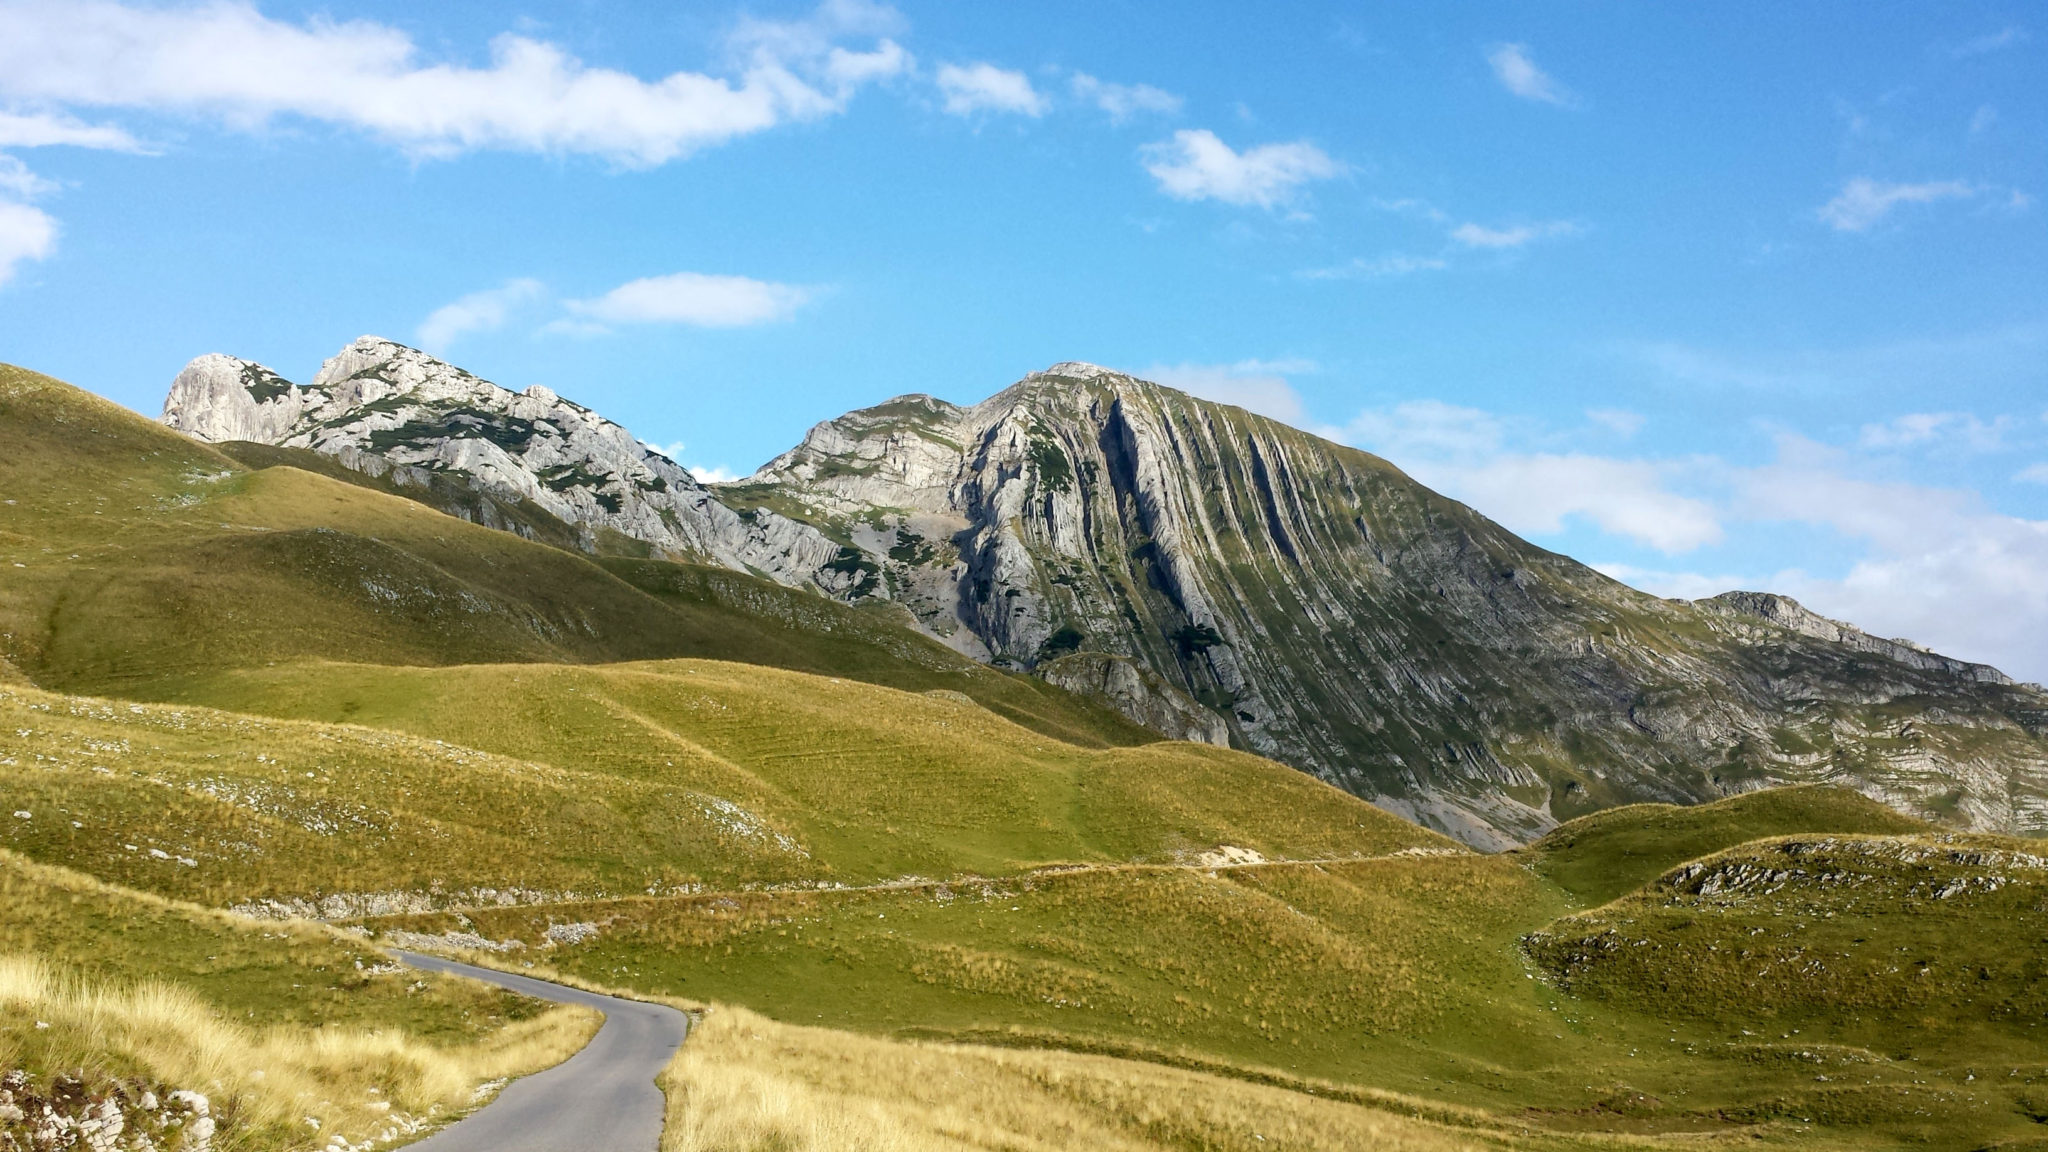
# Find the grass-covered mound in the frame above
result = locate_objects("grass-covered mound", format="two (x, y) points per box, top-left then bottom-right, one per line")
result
(0, 850), (594, 1150)
(1525, 786), (1931, 906)
(2, 662), (1435, 908)
(0, 362), (1150, 749)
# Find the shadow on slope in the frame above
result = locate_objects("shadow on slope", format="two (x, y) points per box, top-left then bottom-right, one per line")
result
(0, 362), (1149, 749)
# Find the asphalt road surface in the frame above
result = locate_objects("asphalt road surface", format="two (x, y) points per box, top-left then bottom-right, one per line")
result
(394, 951), (689, 1152)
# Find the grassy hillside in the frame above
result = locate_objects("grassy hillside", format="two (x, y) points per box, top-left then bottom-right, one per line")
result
(2, 663), (1433, 909)
(11, 359), (2048, 1149)
(1526, 787), (1932, 905)
(1525, 831), (2048, 1142)
(0, 849), (595, 1150)
(0, 361), (1153, 748)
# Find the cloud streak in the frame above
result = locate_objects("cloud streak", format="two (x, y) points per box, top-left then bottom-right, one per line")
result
(562, 271), (809, 330)
(1486, 43), (1574, 106)
(1141, 129), (1338, 208)
(1070, 73), (1180, 121)
(1819, 177), (1976, 232)
(935, 62), (1045, 117)
(417, 278), (544, 353)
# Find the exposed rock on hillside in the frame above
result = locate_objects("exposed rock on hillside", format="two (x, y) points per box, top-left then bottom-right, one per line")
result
(725, 363), (2048, 848)
(163, 351), (2048, 847)
(163, 338), (850, 592)
(1037, 652), (1230, 746)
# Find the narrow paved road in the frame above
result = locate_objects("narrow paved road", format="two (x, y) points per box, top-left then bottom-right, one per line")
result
(394, 951), (689, 1152)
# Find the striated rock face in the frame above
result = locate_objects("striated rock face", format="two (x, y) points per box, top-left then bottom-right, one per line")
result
(1036, 651), (1230, 746)
(1700, 591), (2015, 685)
(163, 337), (851, 592)
(163, 350), (2048, 846)
(724, 363), (2048, 848)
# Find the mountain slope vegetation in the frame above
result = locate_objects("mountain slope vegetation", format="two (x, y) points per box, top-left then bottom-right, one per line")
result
(159, 342), (2048, 847)
(8, 354), (2048, 1148)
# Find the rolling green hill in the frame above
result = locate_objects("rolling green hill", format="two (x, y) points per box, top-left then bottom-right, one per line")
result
(0, 361), (1151, 748)
(1526, 786), (1934, 906)
(10, 356), (2048, 1149)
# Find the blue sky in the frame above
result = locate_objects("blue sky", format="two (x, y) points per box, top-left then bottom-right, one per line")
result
(1, 1), (2045, 678)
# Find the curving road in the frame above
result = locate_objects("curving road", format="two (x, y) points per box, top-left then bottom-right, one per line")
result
(394, 951), (689, 1152)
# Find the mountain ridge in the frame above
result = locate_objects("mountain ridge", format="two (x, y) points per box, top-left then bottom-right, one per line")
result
(157, 341), (2048, 847)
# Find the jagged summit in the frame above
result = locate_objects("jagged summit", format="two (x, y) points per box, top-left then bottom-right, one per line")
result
(161, 336), (850, 592)
(160, 347), (2048, 847)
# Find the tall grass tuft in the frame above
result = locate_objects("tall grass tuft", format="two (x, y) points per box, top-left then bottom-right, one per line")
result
(0, 954), (597, 1149)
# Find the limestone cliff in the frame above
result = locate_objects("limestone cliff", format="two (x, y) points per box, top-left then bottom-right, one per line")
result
(724, 363), (2048, 848)
(163, 337), (851, 593)
(163, 351), (2048, 847)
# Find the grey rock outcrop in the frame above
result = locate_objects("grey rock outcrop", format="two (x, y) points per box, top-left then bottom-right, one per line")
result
(1700, 591), (2014, 685)
(728, 363), (2048, 847)
(1036, 652), (1230, 746)
(163, 337), (850, 592)
(161, 349), (2048, 847)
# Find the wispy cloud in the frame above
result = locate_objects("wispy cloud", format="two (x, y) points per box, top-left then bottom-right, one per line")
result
(0, 198), (56, 286)
(1300, 252), (1449, 280)
(1142, 358), (1315, 425)
(561, 271), (809, 331)
(0, 109), (141, 151)
(1949, 25), (2028, 58)
(1450, 220), (1580, 249)
(935, 62), (1045, 117)
(1623, 320), (2048, 396)
(1336, 400), (1722, 553)
(417, 278), (544, 353)
(1586, 408), (1644, 437)
(1818, 177), (1976, 232)
(1141, 129), (1338, 208)
(1857, 411), (2014, 453)
(0, 0), (909, 167)
(2016, 462), (2048, 485)
(1486, 43), (1575, 106)
(1070, 73), (1180, 121)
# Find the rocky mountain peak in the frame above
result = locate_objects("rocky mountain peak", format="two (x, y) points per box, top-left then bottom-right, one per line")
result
(160, 349), (2048, 847)
(161, 336), (850, 592)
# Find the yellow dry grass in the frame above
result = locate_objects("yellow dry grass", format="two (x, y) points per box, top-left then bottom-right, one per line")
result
(658, 1004), (1621, 1152)
(0, 954), (597, 1148)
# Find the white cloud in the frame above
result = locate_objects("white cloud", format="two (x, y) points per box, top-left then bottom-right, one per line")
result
(0, 154), (53, 199)
(1857, 411), (2013, 452)
(645, 440), (739, 484)
(1142, 359), (1314, 426)
(1486, 43), (1574, 106)
(563, 271), (809, 329)
(1300, 253), (1448, 280)
(1819, 177), (1976, 232)
(2015, 462), (2048, 485)
(1586, 408), (1644, 437)
(1450, 220), (1579, 249)
(1334, 400), (1724, 554)
(1332, 389), (2048, 679)
(1951, 26), (2028, 58)
(0, 108), (140, 150)
(0, 0), (908, 167)
(1726, 449), (2048, 679)
(1969, 104), (1998, 136)
(934, 62), (1045, 117)
(1141, 129), (1338, 208)
(1070, 73), (1180, 121)
(0, 198), (56, 286)
(416, 278), (544, 353)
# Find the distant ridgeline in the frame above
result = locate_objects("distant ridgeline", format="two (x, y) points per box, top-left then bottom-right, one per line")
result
(162, 338), (2048, 847)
